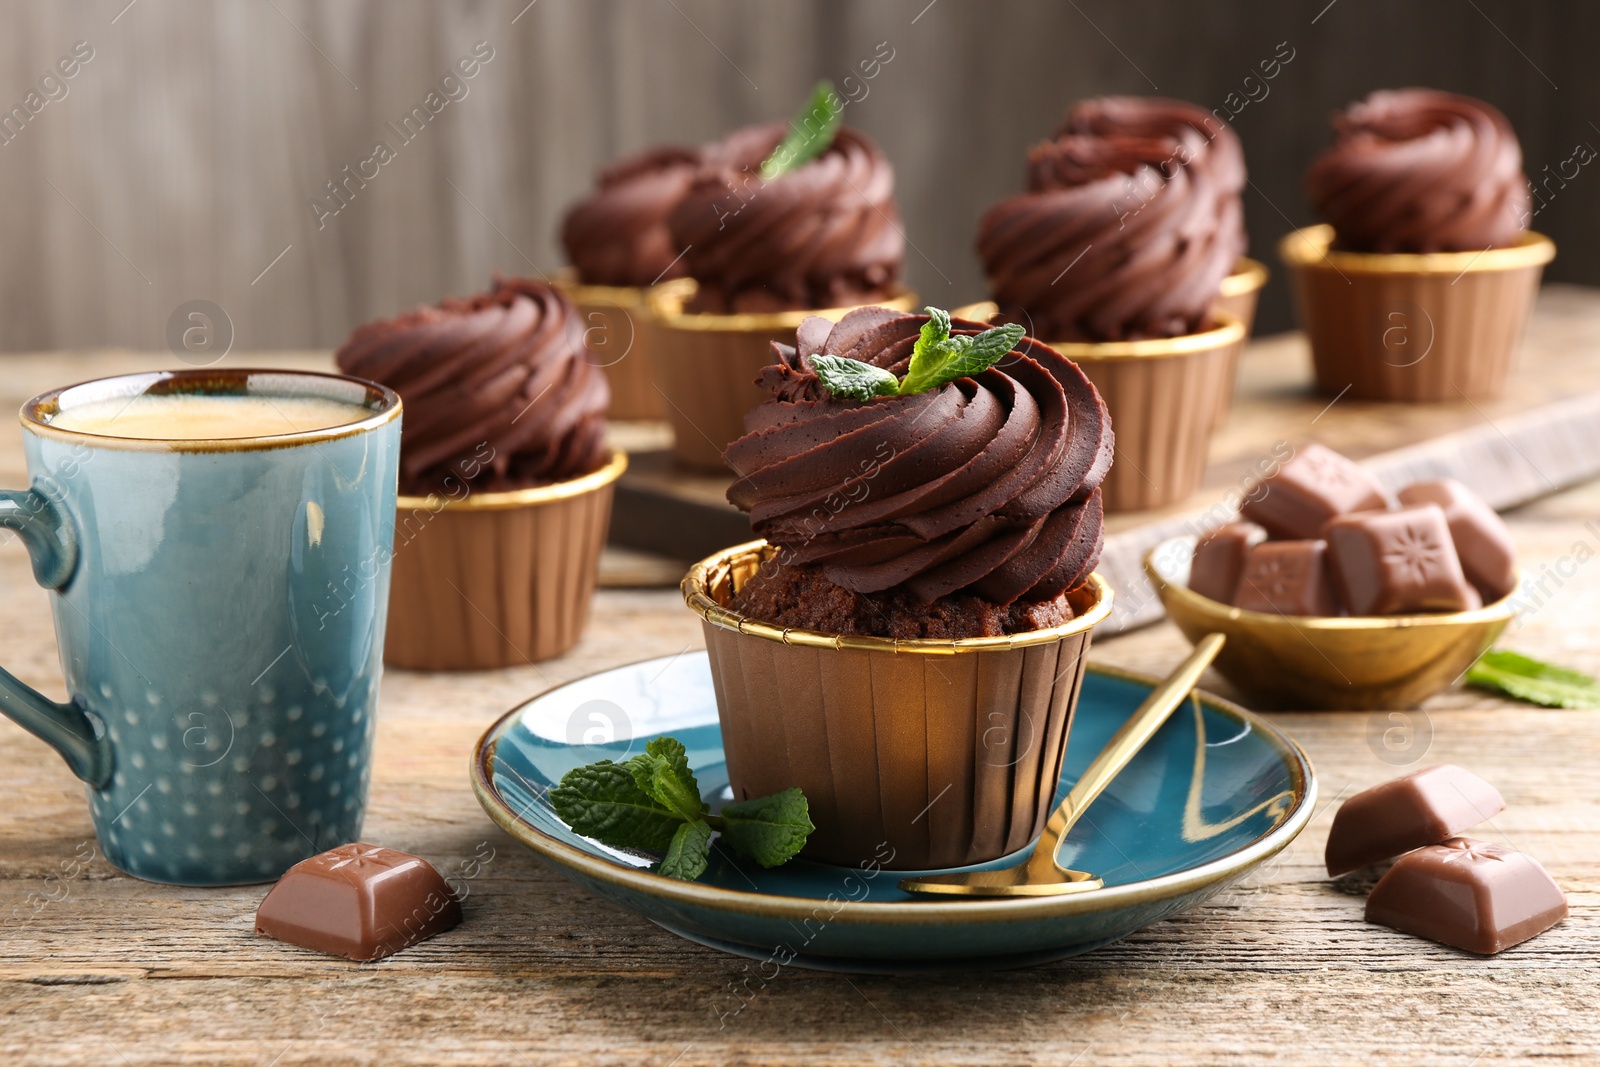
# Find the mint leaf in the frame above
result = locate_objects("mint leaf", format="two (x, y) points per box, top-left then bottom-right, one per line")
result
(760, 81), (843, 180)
(716, 788), (815, 868)
(897, 306), (954, 396)
(549, 733), (817, 881)
(627, 737), (706, 823)
(898, 307), (1024, 396)
(657, 819), (714, 881)
(550, 761), (682, 852)
(811, 354), (900, 401)
(1465, 649), (1600, 709)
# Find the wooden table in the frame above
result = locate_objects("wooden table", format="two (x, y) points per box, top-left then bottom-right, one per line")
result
(1, 346), (1596, 1066)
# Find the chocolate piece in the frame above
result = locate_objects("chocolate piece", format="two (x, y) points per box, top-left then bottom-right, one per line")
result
(1325, 504), (1482, 614)
(1366, 837), (1567, 954)
(1189, 522), (1266, 605)
(256, 843), (462, 961)
(1398, 479), (1517, 602)
(1325, 764), (1505, 877)
(1234, 540), (1338, 616)
(1239, 443), (1390, 540)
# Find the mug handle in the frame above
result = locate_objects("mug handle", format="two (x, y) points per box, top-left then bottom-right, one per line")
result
(0, 488), (111, 787)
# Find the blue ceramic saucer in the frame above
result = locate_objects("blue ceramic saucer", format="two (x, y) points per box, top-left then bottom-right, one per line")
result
(471, 652), (1316, 972)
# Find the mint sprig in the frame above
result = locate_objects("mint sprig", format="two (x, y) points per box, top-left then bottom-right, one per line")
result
(1464, 649), (1600, 709)
(811, 306), (1027, 401)
(760, 81), (844, 180)
(550, 735), (815, 881)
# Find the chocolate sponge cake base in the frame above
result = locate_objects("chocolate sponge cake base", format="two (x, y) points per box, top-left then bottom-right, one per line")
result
(730, 563), (1074, 640)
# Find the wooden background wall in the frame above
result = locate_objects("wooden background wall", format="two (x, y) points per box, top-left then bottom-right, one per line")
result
(0, 0), (1594, 353)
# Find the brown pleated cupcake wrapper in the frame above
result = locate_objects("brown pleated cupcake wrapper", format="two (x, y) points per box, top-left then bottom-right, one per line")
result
(1280, 225), (1555, 403)
(1211, 256), (1268, 423)
(553, 272), (663, 421)
(685, 542), (1113, 871)
(645, 282), (918, 472)
(1054, 315), (1244, 514)
(384, 452), (625, 670)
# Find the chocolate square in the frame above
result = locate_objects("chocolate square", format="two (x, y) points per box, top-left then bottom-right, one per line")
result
(1325, 504), (1482, 615)
(1189, 521), (1266, 605)
(1366, 837), (1567, 954)
(1397, 479), (1517, 602)
(256, 843), (462, 960)
(1240, 442), (1390, 540)
(1325, 763), (1505, 876)
(1233, 540), (1338, 616)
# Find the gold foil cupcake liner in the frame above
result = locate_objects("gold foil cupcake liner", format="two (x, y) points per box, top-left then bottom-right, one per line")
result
(644, 282), (918, 471)
(554, 269), (678, 422)
(1212, 257), (1268, 422)
(953, 303), (1244, 513)
(1055, 314), (1244, 513)
(684, 541), (1113, 870)
(1279, 225), (1555, 402)
(385, 451), (627, 670)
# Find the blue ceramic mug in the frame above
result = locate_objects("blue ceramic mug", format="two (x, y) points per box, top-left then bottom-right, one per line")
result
(0, 369), (401, 885)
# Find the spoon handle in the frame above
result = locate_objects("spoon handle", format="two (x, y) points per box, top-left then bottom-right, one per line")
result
(1033, 633), (1226, 862)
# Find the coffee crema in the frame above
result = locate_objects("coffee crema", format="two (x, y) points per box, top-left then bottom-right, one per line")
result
(47, 394), (370, 441)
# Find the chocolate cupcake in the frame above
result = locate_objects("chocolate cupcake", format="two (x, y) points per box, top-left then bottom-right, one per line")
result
(975, 110), (1246, 511)
(645, 88), (914, 470)
(1283, 89), (1554, 401)
(668, 124), (904, 314)
(1056, 96), (1266, 413)
(336, 277), (625, 670)
(556, 145), (702, 419)
(683, 306), (1114, 869)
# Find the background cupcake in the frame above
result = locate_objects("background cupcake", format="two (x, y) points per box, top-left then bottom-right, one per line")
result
(1058, 96), (1267, 395)
(1283, 89), (1554, 401)
(976, 115), (1246, 511)
(646, 85), (915, 469)
(336, 276), (625, 670)
(556, 145), (702, 419)
(684, 306), (1113, 869)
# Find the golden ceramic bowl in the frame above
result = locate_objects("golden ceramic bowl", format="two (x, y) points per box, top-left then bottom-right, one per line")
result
(1144, 535), (1515, 710)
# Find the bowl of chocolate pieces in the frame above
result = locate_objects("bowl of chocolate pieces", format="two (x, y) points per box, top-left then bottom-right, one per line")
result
(1145, 443), (1518, 709)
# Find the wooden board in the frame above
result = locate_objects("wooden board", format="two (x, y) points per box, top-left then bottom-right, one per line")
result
(608, 285), (1600, 631)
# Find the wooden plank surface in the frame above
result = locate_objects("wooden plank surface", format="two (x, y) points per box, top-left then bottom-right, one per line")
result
(1, 349), (1597, 1066)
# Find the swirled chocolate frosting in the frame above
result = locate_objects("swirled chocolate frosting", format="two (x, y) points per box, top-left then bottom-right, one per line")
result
(1056, 95), (1247, 251)
(1306, 89), (1530, 253)
(977, 102), (1245, 343)
(560, 145), (701, 287)
(725, 308), (1111, 607)
(335, 277), (609, 494)
(666, 124), (905, 314)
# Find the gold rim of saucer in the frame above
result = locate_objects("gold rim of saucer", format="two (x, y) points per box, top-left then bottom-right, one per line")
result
(551, 266), (653, 310)
(945, 304), (1245, 360)
(644, 279), (920, 333)
(1218, 257), (1269, 298)
(22, 368), (402, 453)
(1143, 535), (1519, 630)
(395, 449), (628, 512)
(682, 540), (1113, 655)
(1278, 224), (1556, 275)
